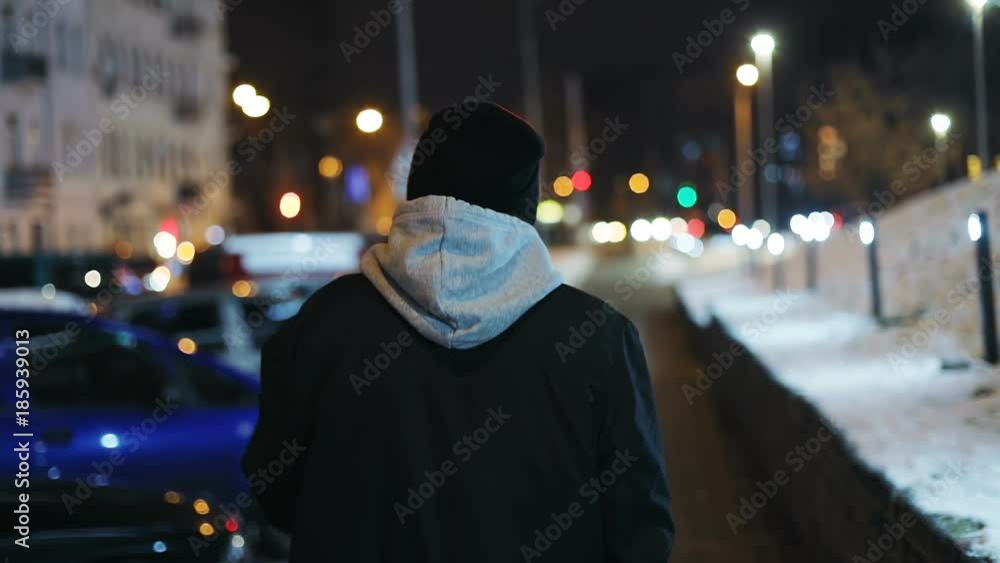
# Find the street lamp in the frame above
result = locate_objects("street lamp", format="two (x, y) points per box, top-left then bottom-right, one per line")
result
(930, 113), (953, 138)
(232, 84), (257, 107)
(969, 211), (999, 363)
(751, 33), (777, 288)
(859, 218), (882, 321)
(356, 108), (384, 133)
(967, 0), (990, 162)
(736, 63), (759, 87)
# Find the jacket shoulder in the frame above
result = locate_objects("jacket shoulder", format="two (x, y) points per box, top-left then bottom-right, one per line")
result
(543, 284), (633, 328)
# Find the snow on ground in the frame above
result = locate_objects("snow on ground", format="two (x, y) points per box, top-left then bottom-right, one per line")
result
(680, 275), (1000, 560)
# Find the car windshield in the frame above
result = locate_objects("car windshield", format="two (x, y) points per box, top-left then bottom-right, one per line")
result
(130, 299), (220, 335)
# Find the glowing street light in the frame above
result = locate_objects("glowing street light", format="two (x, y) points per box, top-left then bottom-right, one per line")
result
(736, 64), (759, 87)
(969, 210), (999, 363)
(318, 156), (344, 179)
(232, 84), (257, 107)
(766, 232), (785, 256)
(279, 192), (301, 219)
(967, 0), (990, 161)
(628, 173), (650, 194)
(242, 95), (271, 118)
(859, 218), (882, 320)
(553, 176), (574, 197)
(356, 108), (384, 133)
(750, 33), (776, 56)
(930, 113), (953, 138)
(751, 32), (777, 237)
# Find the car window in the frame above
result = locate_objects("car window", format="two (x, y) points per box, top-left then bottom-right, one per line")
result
(21, 319), (169, 409)
(171, 352), (256, 406)
(129, 299), (221, 335)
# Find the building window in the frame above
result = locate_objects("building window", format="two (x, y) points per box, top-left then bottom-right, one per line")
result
(6, 114), (21, 166)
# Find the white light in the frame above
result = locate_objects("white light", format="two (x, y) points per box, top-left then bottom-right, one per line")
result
(767, 233), (786, 256)
(231, 535), (245, 549)
(630, 219), (652, 242)
(930, 113), (952, 136)
(607, 221), (628, 243)
(967, 0), (989, 12)
(292, 233), (313, 253)
(153, 231), (177, 259)
(814, 225), (831, 242)
(591, 222), (611, 244)
(100, 433), (120, 449)
(820, 211), (835, 228)
(205, 225), (226, 246)
(732, 224), (750, 246)
(736, 64), (760, 87)
(232, 84), (257, 107)
(651, 217), (672, 241)
(149, 266), (171, 292)
(41, 283), (56, 300)
(675, 234), (696, 254)
(356, 108), (384, 133)
(84, 270), (101, 288)
(689, 238), (705, 258)
(789, 214), (808, 234)
(747, 228), (764, 250)
(859, 220), (875, 245)
(969, 214), (983, 242)
(751, 33), (776, 56)
(752, 219), (771, 238)
(670, 217), (688, 235)
(242, 95), (271, 118)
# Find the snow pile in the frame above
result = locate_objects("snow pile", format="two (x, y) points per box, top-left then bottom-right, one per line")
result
(681, 278), (1000, 560)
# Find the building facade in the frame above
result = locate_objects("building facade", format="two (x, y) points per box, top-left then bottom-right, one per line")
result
(0, 0), (230, 256)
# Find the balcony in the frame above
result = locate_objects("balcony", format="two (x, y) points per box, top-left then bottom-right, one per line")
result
(173, 96), (201, 122)
(4, 165), (53, 204)
(170, 13), (204, 40)
(1, 51), (47, 83)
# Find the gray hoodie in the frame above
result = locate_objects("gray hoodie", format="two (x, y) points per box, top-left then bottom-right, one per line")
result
(361, 195), (563, 349)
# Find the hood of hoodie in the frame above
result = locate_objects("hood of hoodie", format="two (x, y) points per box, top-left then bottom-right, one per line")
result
(361, 195), (563, 349)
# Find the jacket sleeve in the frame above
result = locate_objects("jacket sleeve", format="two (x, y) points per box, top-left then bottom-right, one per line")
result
(241, 310), (316, 533)
(600, 319), (675, 562)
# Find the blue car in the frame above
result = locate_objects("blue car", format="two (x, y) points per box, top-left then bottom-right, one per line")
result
(0, 309), (259, 506)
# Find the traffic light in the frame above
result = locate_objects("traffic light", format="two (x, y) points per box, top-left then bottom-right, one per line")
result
(677, 183), (698, 208)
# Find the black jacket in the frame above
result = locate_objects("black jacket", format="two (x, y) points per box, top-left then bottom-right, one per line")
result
(242, 274), (674, 562)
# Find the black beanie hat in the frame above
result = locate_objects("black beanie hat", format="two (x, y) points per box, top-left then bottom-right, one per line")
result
(406, 102), (544, 224)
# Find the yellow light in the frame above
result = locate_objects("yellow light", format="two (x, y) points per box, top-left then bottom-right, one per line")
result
(736, 64), (759, 87)
(232, 84), (257, 107)
(114, 240), (133, 260)
(628, 173), (650, 194)
(553, 176), (574, 197)
(607, 221), (628, 243)
(717, 209), (737, 229)
(969, 155), (983, 181)
(193, 499), (210, 515)
(232, 280), (253, 298)
(164, 491), (182, 504)
(177, 337), (198, 355)
(536, 200), (565, 224)
(279, 192), (301, 219)
(176, 241), (196, 264)
(376, 216), (392, 236)
(198, 522), (215, 537)
(356, 108), (384, 133)
(318, 156), (343, 179)
(242, 95), (271, 118)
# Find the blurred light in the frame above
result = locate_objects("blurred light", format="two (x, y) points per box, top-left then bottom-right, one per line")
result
(193, 499), (211, 515)
(677, 184), (698, 208)
(751, 33), (776, 56)
(859, 220), (875, 246)
(205, 225), (226, 246)
(628, 173), (650, 194)
(631, 219), (652, 242)
(177, 337), (198, 355)
(114, 240), (134, 259)
(345, 165), (372, 203)
(814, 224), (831, 242)
(732, 224), (750, 246)
(789, 214), (808, 234)
(687, 218), (706, 238)
(820, 211), (835, 228)
(279, 192), (301, 219)
(708, 203), (724, 219)
(84, 270), (101, 288)
(670, 217), (688, 234)
(291, 234), (313, 253)
(376, 216), (393, 236)
(225, 518), (240, 533)
(164, 491), (183, 504)
(553, 176), (574, 197)
(536, 200), (565, 224)
(149, 266), (171, 292)
(675, 234), (696, 254)
(40, 283), (56, 299)
(242, 95), (271, 118)
(232, 280), (253, 298)
(747, 228), (764, 250)
(100, 433), (120, 449)
(152, 541), (167, 554)
(571, 170), (592, 191)
(752, 219), (772, 238)
(967, 0), (989, 11)
(198, 523), (215, 537)
(153, 231), (177, 259)
(176, 241), (196, 264)
(563, 203), (583, 226)
(607, 221), (628, 243)
(232, 84), (256, 107)
(318, 156), (344, 179)
(689, 238), (705, 258)
(717, 209), (737, 230)
(651, 217), (672, 241)
(591, 222), (611, 244)
(356, 108), (384, 133)
(930, 113), (952, 136)
(969, 214), (983, 242)
(736, 63), (760, 86)
(682, 141), (702, 161)
(231, 534), (246, 549)
(767, 233), (786, 256)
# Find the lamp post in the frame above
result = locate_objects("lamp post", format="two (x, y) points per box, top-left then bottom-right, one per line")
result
(859, 218), (882, 321)
(735, 64), (758, 222)
(751, 33), (776, 226)
(967, 0), (990, 162)
(969, 211), (999, 363)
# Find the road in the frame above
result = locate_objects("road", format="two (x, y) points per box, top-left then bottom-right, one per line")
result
(579, 253), (803, 562)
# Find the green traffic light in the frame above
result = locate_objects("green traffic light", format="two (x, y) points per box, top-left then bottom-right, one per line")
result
(677, 184), (698, 208)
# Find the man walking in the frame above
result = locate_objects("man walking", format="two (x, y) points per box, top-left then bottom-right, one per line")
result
(243, 102), (674, 562)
